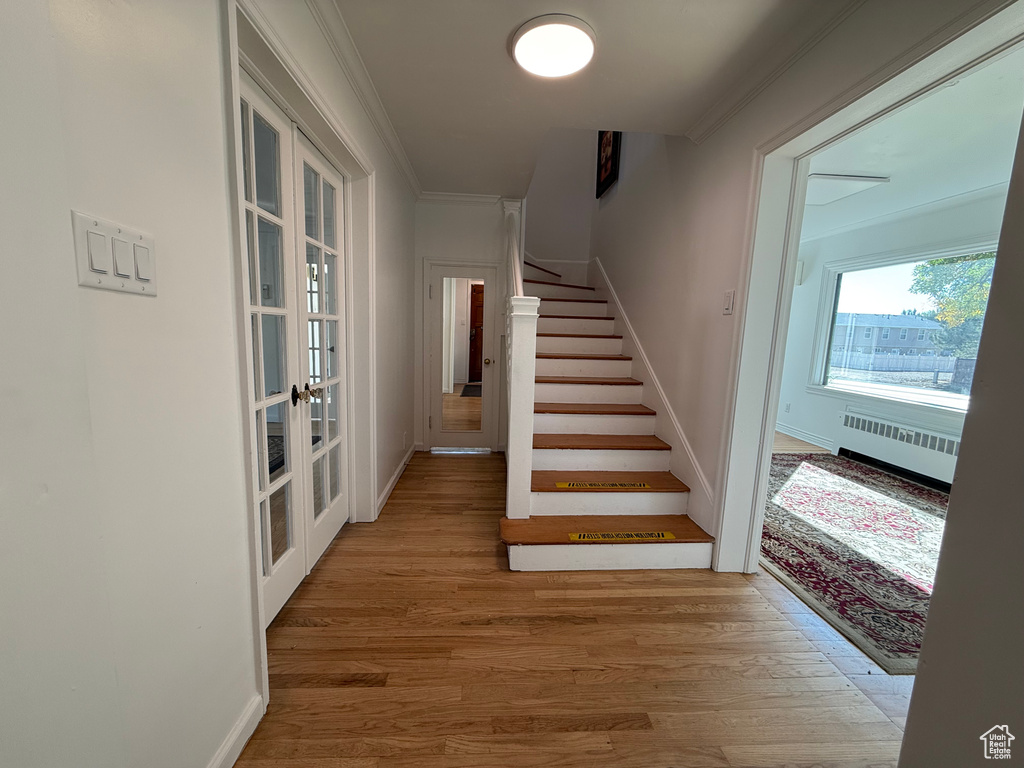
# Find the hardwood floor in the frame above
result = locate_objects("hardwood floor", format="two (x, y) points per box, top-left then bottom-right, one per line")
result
(772, 431), (831, 454)
(237, 452), (907, 768)
(442, 383), (482, 430)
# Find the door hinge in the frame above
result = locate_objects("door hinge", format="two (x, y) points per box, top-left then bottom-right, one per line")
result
(429, 284), (432, 299)
(429, 416), (432, 429)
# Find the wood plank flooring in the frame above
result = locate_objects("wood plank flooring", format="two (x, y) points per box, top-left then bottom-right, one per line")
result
(441, 384), (482, 431)
(237, 452), (907, 768)
(772, 431), (831, 454)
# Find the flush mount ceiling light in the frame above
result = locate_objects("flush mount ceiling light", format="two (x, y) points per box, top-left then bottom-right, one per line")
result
(512, 14), (595, 78)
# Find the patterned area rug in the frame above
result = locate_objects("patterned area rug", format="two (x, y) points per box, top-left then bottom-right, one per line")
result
(761, 453), (948, 674)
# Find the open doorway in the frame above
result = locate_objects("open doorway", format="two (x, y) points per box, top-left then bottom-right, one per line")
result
(760, 43), (1024, 677)
(440, 278), (485, 431)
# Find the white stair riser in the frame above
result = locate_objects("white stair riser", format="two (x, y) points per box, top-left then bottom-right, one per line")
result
(532, 448), (671, 472)
(507, 542), (712, 571)
(538, 317), (616, 335)
(536, 336), (622, 355)
(523, 264), (559, 282)
(525, 282), (597, 299)
(534, 383), (642, 404)
(536, 358), (632, 378)
(534, 413), (655, 435)
(539, 300), (608, 317)
(529, 491), (689, 516)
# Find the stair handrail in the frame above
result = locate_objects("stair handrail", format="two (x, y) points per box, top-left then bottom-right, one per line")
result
(503, 200), (540, 519)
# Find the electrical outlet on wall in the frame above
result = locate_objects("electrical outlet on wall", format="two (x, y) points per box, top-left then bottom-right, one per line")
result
(784, 403), (791, 413)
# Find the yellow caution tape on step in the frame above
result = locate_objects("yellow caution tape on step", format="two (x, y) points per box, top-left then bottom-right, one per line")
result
(554, 482), (652, 489)
(568, 532), (676, 541)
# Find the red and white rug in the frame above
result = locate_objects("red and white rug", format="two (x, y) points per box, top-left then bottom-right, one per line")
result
(761, 453), (948, 674)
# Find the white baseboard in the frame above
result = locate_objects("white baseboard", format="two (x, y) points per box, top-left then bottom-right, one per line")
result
(590, 258), (716, 526)
(376, 445), (415, 515)
(206, 694), (263, 768)
(775, 422), (834, 451)
(507, 542), (713, 571)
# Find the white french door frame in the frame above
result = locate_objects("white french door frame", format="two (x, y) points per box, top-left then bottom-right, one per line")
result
(424, 261), (500, 450)
(716, 11), (1024, 572)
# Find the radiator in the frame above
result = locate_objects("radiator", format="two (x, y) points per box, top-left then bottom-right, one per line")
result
(836, 410), (960, 482)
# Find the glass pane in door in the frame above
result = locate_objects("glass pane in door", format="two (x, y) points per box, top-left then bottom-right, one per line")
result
(312, 455), (326, 518)
(303, 164), (320, 239)
(261, 314), (286, 397)
(306, 244), (321, 313)
(265, 401), (288, 484)
(308, 320), (323, 384)
(324, 253), (337, 315)
(252, 112), (281, 216)
(323, 182), (336, 249)
(268, 482), (290, 564)
(258, 218), (284, 308)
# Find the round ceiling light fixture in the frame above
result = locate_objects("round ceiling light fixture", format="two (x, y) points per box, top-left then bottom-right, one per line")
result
(512, 14), (596, 78)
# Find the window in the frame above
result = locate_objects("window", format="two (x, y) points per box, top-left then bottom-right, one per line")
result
(822, 252), (996, 409)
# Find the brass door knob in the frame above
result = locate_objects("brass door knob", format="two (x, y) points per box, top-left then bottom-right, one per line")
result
(484, 358), (492, 365)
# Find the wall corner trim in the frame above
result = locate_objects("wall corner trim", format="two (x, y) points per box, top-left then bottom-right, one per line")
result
(303, 0), (423, 195)
(684, 0), (867, 145)
(206, 693), (263, 768)
(419, 191), (503, 206)
(592, 258), (715, 505)
(376, 445), (415, 515)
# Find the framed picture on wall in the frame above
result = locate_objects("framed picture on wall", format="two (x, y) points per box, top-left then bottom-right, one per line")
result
(596, 130), (622, 198)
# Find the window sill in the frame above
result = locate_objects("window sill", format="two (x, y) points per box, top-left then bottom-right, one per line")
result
(804, 380), (969, 415)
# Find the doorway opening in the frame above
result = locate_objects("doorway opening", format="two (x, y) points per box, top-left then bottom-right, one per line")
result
(721, 8), (1024, 688)
(428, 265), (498, 450)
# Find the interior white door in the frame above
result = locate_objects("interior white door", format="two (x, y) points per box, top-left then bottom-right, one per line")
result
(294, 132), (351, 566)
(428, 265), (498, 449)
(239, 72), (305, 624)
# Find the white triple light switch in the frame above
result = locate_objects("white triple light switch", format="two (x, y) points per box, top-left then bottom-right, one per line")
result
(72, 210), (157, 296)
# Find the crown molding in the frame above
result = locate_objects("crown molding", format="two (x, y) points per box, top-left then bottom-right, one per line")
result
(306, 0), (422, 195)
(418, 191), (503, 206)
(684, 0), (867, 145)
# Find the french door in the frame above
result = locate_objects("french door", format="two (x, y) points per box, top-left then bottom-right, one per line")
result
(239, 72), (350, 625)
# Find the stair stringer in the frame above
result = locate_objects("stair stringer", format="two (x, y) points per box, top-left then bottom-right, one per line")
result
(588, 257), (717, 551)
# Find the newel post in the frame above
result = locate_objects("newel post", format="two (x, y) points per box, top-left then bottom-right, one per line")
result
(506, 295), (540, 518)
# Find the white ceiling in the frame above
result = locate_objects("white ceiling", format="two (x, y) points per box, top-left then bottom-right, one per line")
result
(331, 0), (851, 196)
(802, 45), (1024, 240)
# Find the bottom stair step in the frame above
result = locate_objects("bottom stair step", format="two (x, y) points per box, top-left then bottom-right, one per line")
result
(500, 514), (714, 572)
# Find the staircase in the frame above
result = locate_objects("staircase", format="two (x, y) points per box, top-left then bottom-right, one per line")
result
(500, 260), (714, 571)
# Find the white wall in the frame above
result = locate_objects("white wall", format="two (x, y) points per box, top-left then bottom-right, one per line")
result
(0, 2), (257, 766)
(898, 97), (1024, 768)
(524, 128), (596, 284)
(246, 0), (418, 513)
(777, 189), (1007, 476)
(413, 200), (505, 446)
(586, 0), (1014, 565)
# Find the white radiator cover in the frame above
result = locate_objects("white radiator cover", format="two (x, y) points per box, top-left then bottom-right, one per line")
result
(835, 410), (960, 483)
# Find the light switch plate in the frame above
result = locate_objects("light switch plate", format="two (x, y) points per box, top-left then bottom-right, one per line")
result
(72, 211), (156, 296)
(723, 289), (735, 316)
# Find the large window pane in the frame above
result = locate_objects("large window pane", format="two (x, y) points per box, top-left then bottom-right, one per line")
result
(253, 111), (280, 216)
(825, 252), (995, 409)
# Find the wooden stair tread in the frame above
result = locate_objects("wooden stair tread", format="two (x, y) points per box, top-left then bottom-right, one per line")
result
(533, 434), (670, 450)
(537, 333), (623, 339)
(539, 314), (614, 321)
(501, 514), (712, 545)
(531, 470), (691, 493)
(536, 353), (632, 361)
(534, 402), (655, 415)
(524, 278), (595, 291)
(539, 297), (608, 304)
(523, 260), (561, 279)
(536, 376), (642, 386)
